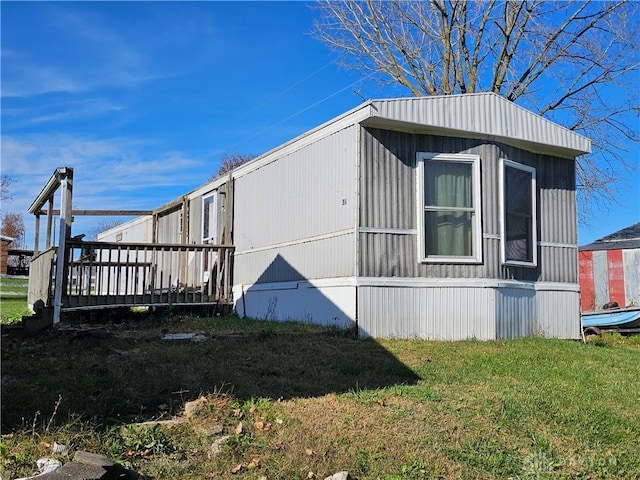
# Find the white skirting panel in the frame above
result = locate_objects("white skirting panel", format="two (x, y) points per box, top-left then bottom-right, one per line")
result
(233, 278), (580, 340)
(357, 284), (496, 340)
(233, 279), (356, 329)
(533, 288), (580, 339)
(358, 279), (580, 340)
(494, 288), (536, 339)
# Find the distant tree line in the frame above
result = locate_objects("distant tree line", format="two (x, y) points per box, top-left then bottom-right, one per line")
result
(1, 175), (26, 249)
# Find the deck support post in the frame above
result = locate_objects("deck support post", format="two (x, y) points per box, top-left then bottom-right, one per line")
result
(53, 169), (73, 324)
(34, 214), (41, 256)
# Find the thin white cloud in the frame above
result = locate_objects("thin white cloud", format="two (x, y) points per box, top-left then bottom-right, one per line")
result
(1, 134), (211, 231)
(29, 99), (124, 126)
(3, 135), (213, 247)
(1, 5), (169, 98)
(1, 58), (82, 98)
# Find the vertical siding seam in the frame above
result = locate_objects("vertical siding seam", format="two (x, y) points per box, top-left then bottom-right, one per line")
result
(354, 125), (362, 328)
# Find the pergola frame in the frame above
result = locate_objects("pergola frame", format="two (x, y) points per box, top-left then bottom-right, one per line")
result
(28, 167), (74, 324)
(27, 167), (153, 324)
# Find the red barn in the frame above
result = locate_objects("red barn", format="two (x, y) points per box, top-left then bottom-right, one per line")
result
(579, 223), (640, 311)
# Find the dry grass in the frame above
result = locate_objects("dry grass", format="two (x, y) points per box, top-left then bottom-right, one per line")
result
(1, 314), (639, 479)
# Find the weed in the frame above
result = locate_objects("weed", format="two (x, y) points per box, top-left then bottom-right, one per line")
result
(223, 430), (256, 458)
(399, 458), (429, 479)
(587, 332), (640, 348)
(346, 385), (384, 405)
(586, 334), (610, 347)
(231, 396), (273, 418)
(265, 297), (278, 321)
(390, 384), (443, 402)
(119, 424), (175, 455)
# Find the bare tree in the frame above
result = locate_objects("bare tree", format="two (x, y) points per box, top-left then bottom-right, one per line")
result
(0, 176), (25, 248)
(1, 175), (13, 204)
(314, 0), (640, 219)
(209, 152), (257, 182)
(87, 219), (124, 240)
(1, 212), (25, 247)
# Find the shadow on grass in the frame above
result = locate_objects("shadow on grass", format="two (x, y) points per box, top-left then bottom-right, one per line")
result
(1, 318), (420, 432)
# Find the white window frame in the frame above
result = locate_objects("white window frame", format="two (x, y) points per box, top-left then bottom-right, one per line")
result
(202, 191), (217, 244)
(416, 152), (482, 263)
(499, 158), (537, 267)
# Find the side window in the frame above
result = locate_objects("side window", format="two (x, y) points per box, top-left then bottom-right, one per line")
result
(500, 159), (537, 266)
(417, 152), (482, 263)
(202, 192), (217, 244)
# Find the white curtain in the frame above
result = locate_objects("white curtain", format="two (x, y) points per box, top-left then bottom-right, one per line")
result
(424, 161), (473, 257)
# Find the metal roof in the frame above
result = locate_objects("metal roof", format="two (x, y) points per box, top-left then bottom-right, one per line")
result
(222, 93), (590, 187)
(365, 93), (591, 158)
(580, 223), (640, 251)
(187, 93), (593, 201)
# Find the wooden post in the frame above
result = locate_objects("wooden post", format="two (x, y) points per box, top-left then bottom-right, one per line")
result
(225, 172), (234, 245)
(224, 173), (234, 302)
(152, 213), (158, 243)
(46, 197), (54, 249)
(180, 196), (189, 283)
(34, 214), (41, 255)
(53, 169), (73, 324)
(181, 196), (189, 244)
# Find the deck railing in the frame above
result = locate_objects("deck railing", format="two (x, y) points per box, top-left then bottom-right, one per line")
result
(27, 246), (57, 310)
(60, 240), (234, 310)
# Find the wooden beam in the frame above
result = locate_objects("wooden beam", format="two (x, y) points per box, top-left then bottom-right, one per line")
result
(66, 239), (234, 249)
(8, 249), (35, 256)
(37, 209), (153, 216)
(153, 197), (184, 215)
(28, 167), (68, 214)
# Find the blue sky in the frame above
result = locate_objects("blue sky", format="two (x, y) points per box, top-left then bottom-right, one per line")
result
(1, 1), (638, 250)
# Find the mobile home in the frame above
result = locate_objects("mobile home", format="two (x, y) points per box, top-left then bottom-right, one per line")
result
(106, 93), (591, 339)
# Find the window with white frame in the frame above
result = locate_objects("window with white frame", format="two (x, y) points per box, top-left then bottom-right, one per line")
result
(202, 192), (217, 244)
(417, 152), (482, 263)
(500, 159), (537, 266)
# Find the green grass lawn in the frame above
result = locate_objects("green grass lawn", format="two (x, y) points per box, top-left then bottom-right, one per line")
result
(0, 296), (30, 324)
(0, 276), (30, 324)
(1, 315), (638, 479)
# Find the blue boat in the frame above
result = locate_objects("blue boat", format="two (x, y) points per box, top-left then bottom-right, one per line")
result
(581, 307), (640, 335)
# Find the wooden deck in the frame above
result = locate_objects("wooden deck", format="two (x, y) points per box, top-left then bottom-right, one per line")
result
(29, 239), (235, 313)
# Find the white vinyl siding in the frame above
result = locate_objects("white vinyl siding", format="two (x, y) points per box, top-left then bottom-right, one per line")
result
(500, 159), (537, 266)
(416, 152), (482, 263)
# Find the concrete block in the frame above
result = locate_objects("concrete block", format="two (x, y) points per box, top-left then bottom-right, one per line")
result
(22, 313), (53, 337)
(73, 451), (115, 467)
(38, 461), (108, 480)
